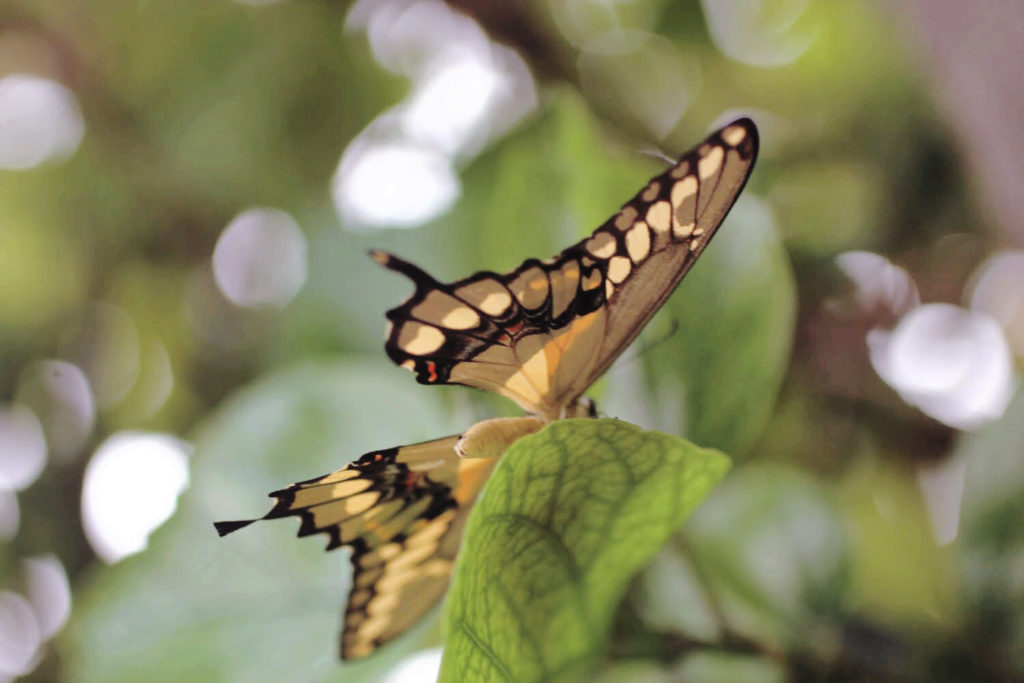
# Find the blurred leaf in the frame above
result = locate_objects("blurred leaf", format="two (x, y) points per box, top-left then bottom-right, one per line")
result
(640, 195), (796, 457)
(673, 651), (785, 683)
(678, 464), (848, 652)
(957, 387), (1024, 671)
(768, 162), (884, 254)
(440, 419), (730, 682)
(61, 358), (460, 683)
(838, 456), (955, 628)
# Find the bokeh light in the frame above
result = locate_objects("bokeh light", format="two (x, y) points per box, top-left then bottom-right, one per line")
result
(701, 0), (817, 66)
(868, 304), (1017, 430)
(333, 140), (460, 228)
(968, 249), (1024, 356)
(128, 337), (175, 422)
(15, 360), (95, 462)
(59, 303), (140, 411)
(350, 0), (487, 77)
(335, 0), (536, 230)
(0, 405), (47, 492)
(836, 250), (919, 321)
(0, 490), (18, 542)
(579, 30), (699, 140)
(23, 555), (71, 640)
(916, 455), (967, 546)
(0, 74), (84, 170)
(0, 591), (41, 679)
(81, 433), (191, 564)
(402, 49), (503, 156)
(382, 648), (443, 683)
(212, 208), (308, 309)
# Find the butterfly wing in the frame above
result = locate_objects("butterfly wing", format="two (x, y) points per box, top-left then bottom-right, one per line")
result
(215, 435), (497, 659)
(377, 118), (759, 418)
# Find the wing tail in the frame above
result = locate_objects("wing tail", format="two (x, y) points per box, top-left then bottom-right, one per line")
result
(213, 519), (257, 536)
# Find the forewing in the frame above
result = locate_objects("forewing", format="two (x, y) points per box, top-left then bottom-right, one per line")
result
(377, 118), (758, 417)
(215, 435), (497, 659)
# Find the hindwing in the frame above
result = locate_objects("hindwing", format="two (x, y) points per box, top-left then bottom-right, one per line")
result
(215, 436), (496, 658)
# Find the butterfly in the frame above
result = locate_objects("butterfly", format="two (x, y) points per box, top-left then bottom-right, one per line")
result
(215, 117), (759, 659)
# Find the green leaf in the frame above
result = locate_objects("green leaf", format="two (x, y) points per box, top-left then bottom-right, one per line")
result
(60, 358), (459, 683)
(440, 419), (731, 682)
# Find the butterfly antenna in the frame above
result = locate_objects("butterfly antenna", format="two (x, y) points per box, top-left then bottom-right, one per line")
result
(368, 250), (439, 291)
(637, 146), (677, 167)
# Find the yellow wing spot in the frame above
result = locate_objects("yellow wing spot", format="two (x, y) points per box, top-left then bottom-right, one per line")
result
(580, 256), (595, 267)
(509, 266), (548, 310)
(585, 231), (617, 259)
(397, 321), (445, 355)
(384, 320), (394, 339)
(345, 492), (380, 516)
(480, 291), (513, 316)
(389, 540), (441, 571)
(412, 291), (481, 330)
(353, 569), (380, 589)
(357, 614), (390, 642)
(289, 476), (370, 508)
(550, 260), (581, 318)
(377, 543), (402, 561)
(400, 359), (415, 371)
(407, 514), (453, 547)
(329, 478), (372, 498)
(440, 306), (480, 330)
(674, 221), (695, 238)
(625, 222), (651, 262)
(646, 200), (672, 234)
(455, 278), (512, 316)
(604, 279), (615, 299)
(316, 468), (361, 485)
(698, 145), (724, 179)
(607, 255), (632, 284)
(366, 588), (402, 616)
(692, 226), (705, 236)
(614, 206), (638, 231)
(671, 175), (698, 206)
(670, 159), (690, 179)
(690, 238), (702, 251)
(722, 124), (747, 146)
(377, 567), (420, 594)
(349, 589), (372, 609)
(671, 176), (699, 234)
(581, 269), (602, 291)
(641, 181), (661, 202)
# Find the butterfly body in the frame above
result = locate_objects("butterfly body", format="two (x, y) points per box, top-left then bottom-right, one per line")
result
(216, 118), (758, 659)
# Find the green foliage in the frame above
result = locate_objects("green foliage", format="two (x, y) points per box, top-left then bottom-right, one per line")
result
(440, 419), (730, 682)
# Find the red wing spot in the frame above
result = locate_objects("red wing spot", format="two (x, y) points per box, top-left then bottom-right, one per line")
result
(426, 361), (438, 382)
(505, 320), (525, 336)
(402, 471), (425, 492)
(374, 454), (383, 462)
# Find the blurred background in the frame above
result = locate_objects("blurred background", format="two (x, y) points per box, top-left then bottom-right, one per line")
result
(1, 0), (1023, 681)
